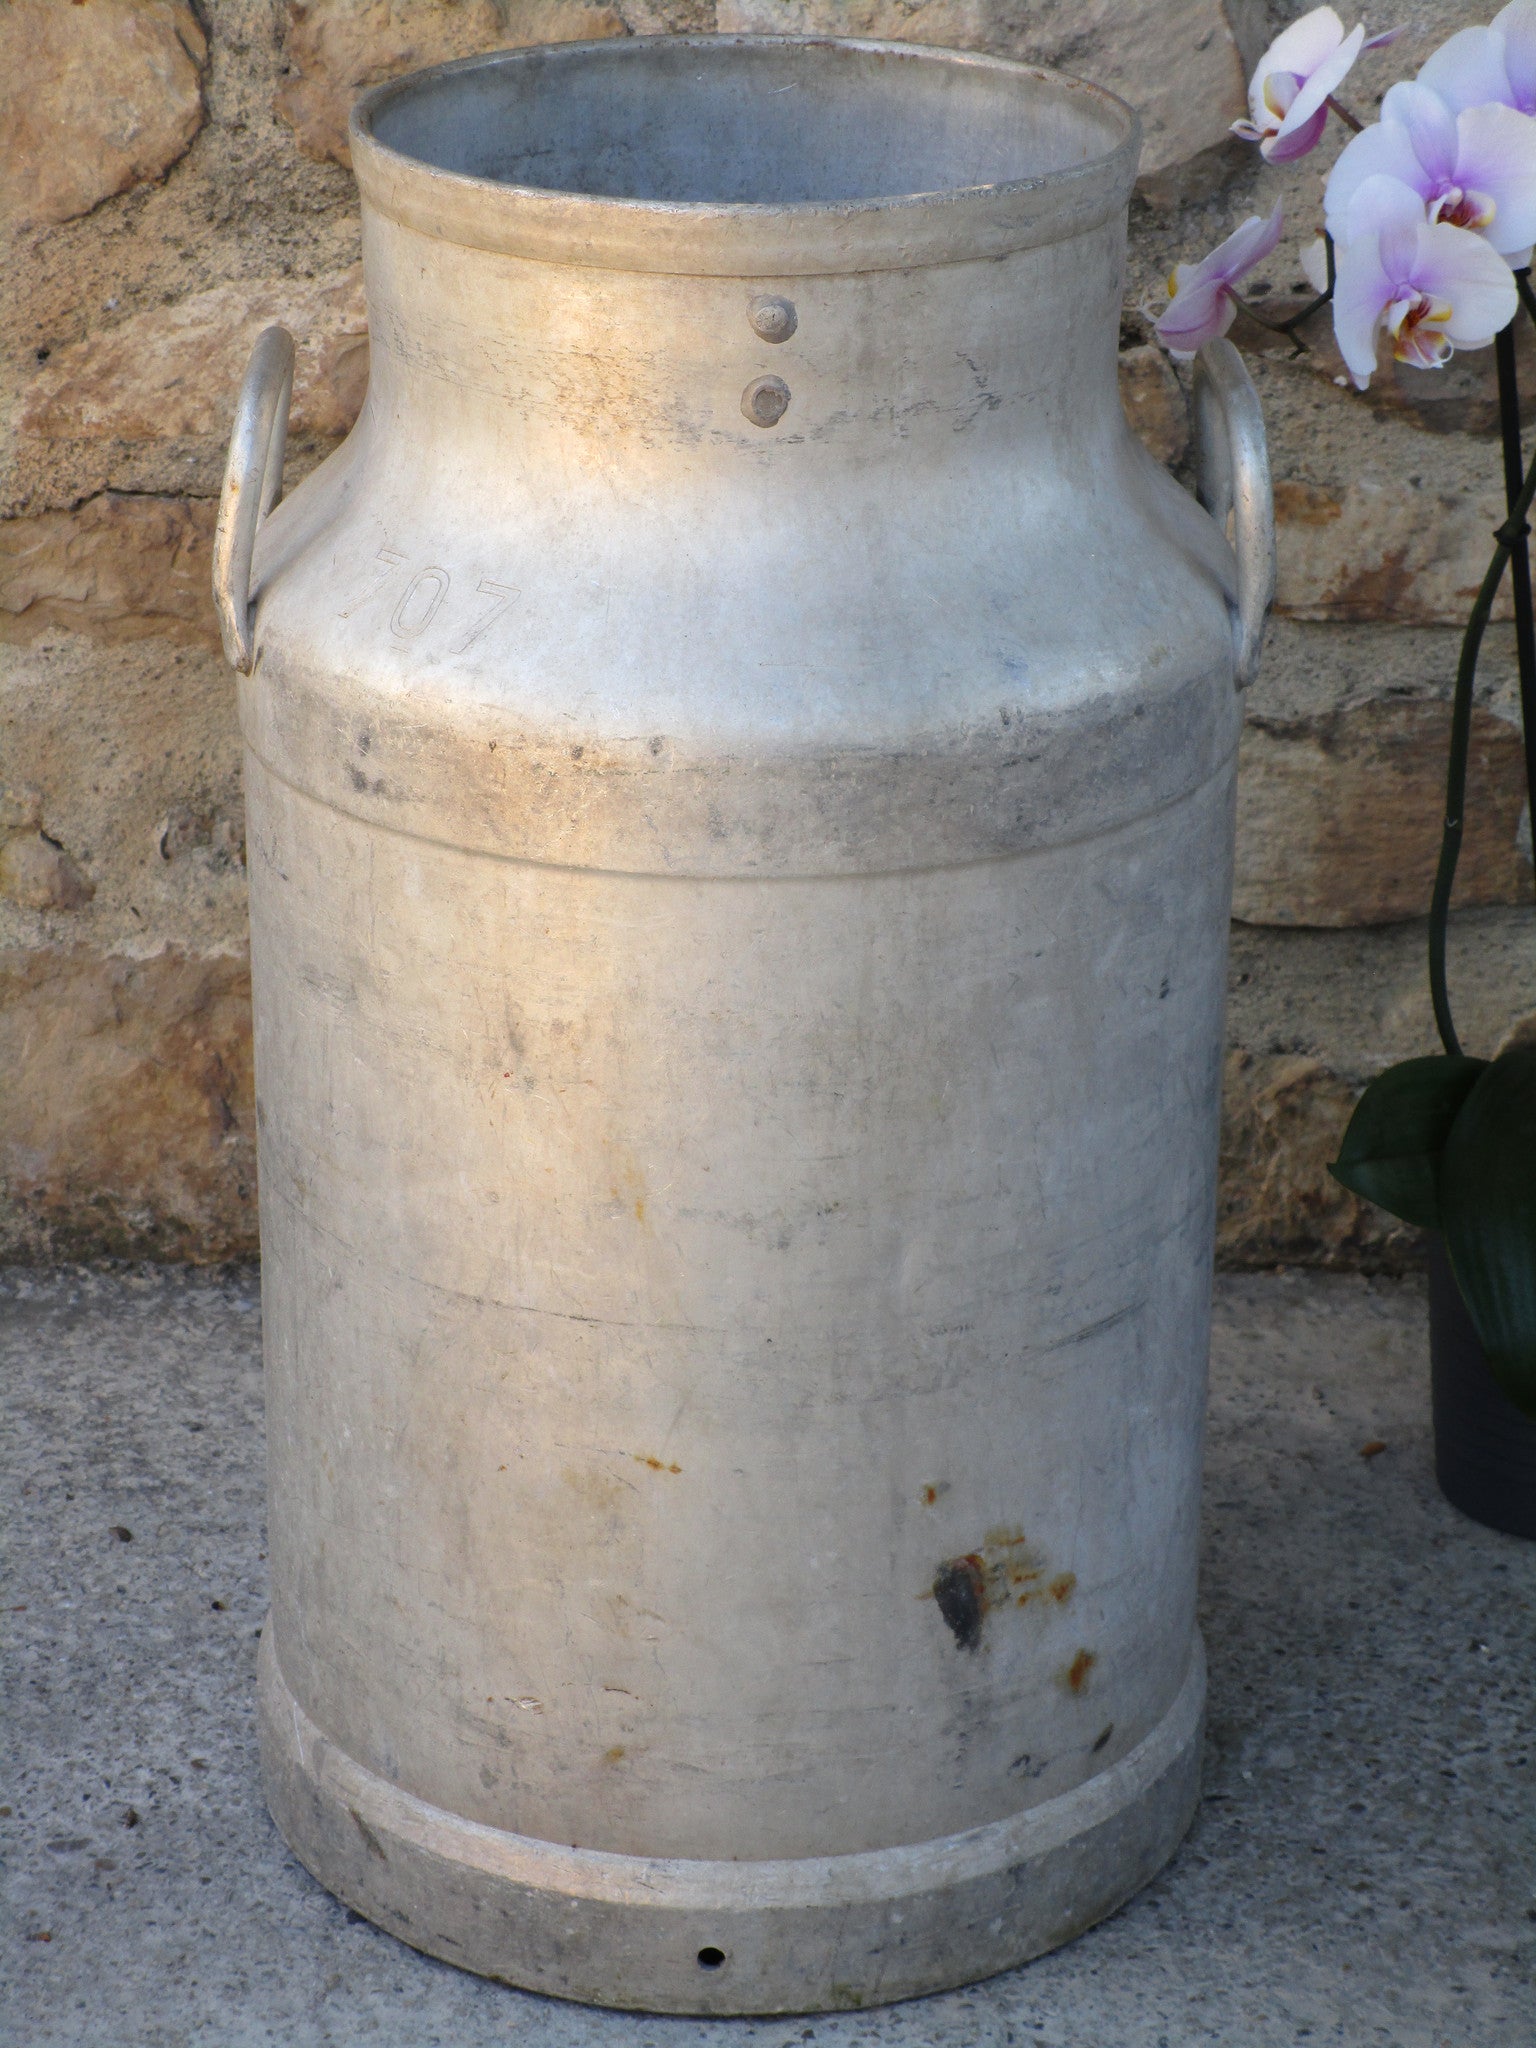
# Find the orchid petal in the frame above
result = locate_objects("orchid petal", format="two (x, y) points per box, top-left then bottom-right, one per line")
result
(1362, 26), (1406, 53)
(1265, 103), (1331, 163)
(1381, 81), (1459, 184)
(1454, 102), (1536, 254)
(1416, 26), (1513, 114)
(1155, 277), (1235, 355)
(1154, 203), (1283, 357)
(1300, 236), (1331, 294)
(1262, 71), (1302, 121)
(1275, 23), (1367, 150)
(1494, 0), (1536, 112)
(1339, 172), (1430, 246)
(1178, 202), (1286, 292)
(1325, 117), (1431, 237)
(1331, 232), (1395, 385)
(1378, 216), (1424, 288)
(1258, 6), (1347, 89)
(1214, 201), (1286, 282)
(1414, 221), (1519, 345)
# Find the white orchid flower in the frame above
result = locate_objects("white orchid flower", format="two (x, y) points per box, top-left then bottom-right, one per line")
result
(1326, 80), (1536, 259)
(1331, 175), (1518, 387)
(1155, 204), (1286, 357)
(1417, 0), (1536, 116)
(1232, 6), (1399, 163)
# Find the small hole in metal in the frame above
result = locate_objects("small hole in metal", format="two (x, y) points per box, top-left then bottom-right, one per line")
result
(697, 1946), (726, 1969)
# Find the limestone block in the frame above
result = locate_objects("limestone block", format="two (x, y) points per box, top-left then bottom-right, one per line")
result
(1234, 698), (1531, 927)
(1218, 1048), (1401, 1268)
(717, 2), (1250, 178)
(1, 636), (247, 963)
(20, 269), (369, 445)
(1234, 309), (1523, 627)
(1219, 909), (1536, 1267)
(0, 948), (256, 1262)
(0, 495), (219, 645)
(1236, 293), (1536, 441)
(276, 0), (630, 165)
(0, 0), (207, 230)
(1273, 475), (1513, 626)
(1119, 344), (1187, 467)
(0, 835), (94, 913)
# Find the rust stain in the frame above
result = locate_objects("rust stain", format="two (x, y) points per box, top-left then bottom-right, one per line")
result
(931, 1526), (1073, 1647)
(607, 1151), (651, 1230)
(1359, 1439), (1387, 1459)
(921, 1483), (940, 1506)
(1311, 548), (1416, 623)
(1272, 479), (1342, 526)
(632, 1453), (682, 1474)
(602, 1745), (626, 1765)
(1064, 1649), (1097, 1694)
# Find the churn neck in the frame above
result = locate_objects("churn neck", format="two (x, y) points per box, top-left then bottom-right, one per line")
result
(348, 39), (1140, 475)
(349, 36), (1140, 281)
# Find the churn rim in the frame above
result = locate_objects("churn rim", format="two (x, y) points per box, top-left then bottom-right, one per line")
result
(349, 35), (1141, 278)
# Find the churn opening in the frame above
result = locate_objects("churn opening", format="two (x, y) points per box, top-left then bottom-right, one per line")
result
(359, 35), (1134, 210)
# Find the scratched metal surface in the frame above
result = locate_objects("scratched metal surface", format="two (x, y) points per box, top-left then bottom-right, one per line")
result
(3, 1265), (1531, 2046)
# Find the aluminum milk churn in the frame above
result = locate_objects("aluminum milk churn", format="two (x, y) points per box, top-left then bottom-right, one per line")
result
(214, 33), (1272, 2014)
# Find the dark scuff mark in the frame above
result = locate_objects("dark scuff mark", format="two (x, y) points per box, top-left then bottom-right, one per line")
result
(349, 1807), (388, 1861)
(933, 1555), (986, 1651)
(1092, 1723), (1115, 1752)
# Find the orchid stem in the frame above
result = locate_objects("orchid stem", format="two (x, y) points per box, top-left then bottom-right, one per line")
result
(1274, 233), (1336, 350)
(1327, 96), (1364, 133)
(1230, 293), (1304, 337)
(1495, 300), (1536, 913)
(1428, 366), (1536, 1057)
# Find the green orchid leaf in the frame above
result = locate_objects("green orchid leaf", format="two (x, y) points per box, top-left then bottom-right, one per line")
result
(1328, 1054), (1489, 1230)
(1439, 1044), (1536, 1419)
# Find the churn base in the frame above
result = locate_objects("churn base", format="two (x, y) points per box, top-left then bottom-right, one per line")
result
(258, 1628), (1204, 2014)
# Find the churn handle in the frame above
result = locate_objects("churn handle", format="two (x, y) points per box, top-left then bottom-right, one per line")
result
(1191, 337), (1274, 690)
(213, 325), (296, 675)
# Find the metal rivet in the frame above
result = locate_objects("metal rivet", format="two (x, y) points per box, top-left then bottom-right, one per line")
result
(742, 375), (791, 429)
(748, 294), (797, 344)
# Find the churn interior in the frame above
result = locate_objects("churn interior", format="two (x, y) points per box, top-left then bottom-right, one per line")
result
(362, 37), (1132, 207)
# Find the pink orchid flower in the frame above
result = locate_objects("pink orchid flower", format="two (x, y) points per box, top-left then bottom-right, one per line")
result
(1331, 176), (1517, 388)
(1232, 6), (1399, 163)
(1155, 204), (1285, 357)
(1325, 80), (1536, 259)
(1417, 0), (1536, 116)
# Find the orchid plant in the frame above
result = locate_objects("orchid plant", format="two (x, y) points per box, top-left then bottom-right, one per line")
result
(1158, 5), (1536, 1418)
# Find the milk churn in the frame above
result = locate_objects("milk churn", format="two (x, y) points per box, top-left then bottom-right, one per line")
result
(215, 34), (1271, 2013)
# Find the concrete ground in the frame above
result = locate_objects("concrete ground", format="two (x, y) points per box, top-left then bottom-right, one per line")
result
(1, 1268), (1532, 2048)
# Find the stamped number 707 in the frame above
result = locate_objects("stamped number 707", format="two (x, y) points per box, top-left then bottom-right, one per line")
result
(338, 547), (517, 655)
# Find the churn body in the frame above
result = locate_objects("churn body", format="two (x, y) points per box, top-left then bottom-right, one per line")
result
(222, 36), (1268, 2013)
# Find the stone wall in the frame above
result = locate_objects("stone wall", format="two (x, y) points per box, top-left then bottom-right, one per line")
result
(4, 0), (1536, 1265)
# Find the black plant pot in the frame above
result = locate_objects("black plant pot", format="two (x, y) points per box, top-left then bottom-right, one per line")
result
(1427, 1236), (1536, 1539)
